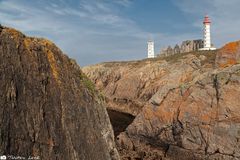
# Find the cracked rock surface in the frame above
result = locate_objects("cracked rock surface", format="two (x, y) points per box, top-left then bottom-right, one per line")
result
(121, 65), (240, 160)
(83, 49), (240, 159)
(0, 27), (119, 160)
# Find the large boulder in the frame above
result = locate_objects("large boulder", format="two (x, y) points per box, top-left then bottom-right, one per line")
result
(117, 64), (240, 159)
(216, 41), (240, 67)
(0, 27), (119, 160)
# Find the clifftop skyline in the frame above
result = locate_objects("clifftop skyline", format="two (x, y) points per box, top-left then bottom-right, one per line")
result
(0, 0), (240, 66)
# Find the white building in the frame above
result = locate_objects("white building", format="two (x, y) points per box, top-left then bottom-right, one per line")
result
(199, 15), (216, 50)
(147, 40), (155, 58)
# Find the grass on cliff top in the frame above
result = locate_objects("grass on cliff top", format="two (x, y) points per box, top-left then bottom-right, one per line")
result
(159, 50), (217, 64)
(80, 73), (106, 102)
(101, 50), (218, 68)
(80, 73), (96, 94)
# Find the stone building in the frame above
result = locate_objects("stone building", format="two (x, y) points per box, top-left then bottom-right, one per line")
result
(159, 39), (204, 57)
(173, 44), (181, 54)
(180, 40), (204, 53)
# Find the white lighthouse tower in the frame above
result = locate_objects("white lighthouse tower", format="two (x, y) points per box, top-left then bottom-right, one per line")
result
(147, 40), (155, 58)
(200, 15), (216, 50)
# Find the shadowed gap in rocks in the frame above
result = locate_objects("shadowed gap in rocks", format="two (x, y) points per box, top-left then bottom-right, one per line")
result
(107, 109), (135, 136)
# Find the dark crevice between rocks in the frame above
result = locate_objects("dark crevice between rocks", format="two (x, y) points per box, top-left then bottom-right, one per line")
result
(0, 24), (3, 34)
(107, 109), (135, 137)
(213, 74), (221, 121)
(213, 75), (220, 103)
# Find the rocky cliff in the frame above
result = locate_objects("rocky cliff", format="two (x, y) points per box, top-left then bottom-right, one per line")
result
(83, 51), (216, 117)
(83, 47), (240, 160)
(0, 27), (119, 160)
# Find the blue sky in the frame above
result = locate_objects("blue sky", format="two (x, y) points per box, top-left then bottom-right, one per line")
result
(0, 0), (240, 66)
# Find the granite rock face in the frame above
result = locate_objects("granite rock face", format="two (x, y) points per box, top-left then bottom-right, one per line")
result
(118, 65), (240, 160)
(83, 49), (240, 160)
(83, 59), (172, 116)
(216, 41), (240, 67)
(0, 27), (119, 160)
(83, 51), (216, 117)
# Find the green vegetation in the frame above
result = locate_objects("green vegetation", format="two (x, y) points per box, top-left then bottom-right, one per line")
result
(98, 91), (106, 102)
(80, 73), (96, 94)
(100, 50), (218, 68)
(80, 73), (106, 103)
(157, 50), (217, 65)
(196, 50), (218, 65)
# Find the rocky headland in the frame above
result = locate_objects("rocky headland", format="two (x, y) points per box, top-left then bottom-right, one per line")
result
(83, 42), (240, 160)
(1, 25), (240, 160)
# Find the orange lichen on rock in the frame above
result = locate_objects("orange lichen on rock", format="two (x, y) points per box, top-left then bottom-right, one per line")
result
(39, 38), (54, 47)
(23, 38), (32, 49)
(46, 49), (61, 84)
(34, 38), (61, 84)
(143, 106), (154, 120)
(2, 28), (23, 48)
(5, 28), (22, 40)
(227, 59), (237, 65)
(200, 111), (216, 123)
(23, 37), (62, 84)
(216, 40), (240, 68)
(219, 58), (237, 68)
(222, 41), (239, 53)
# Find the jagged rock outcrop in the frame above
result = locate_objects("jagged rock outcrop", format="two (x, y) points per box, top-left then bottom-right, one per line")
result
(216, 41), (240, 67)
(83, 48), (240, 160)
(0, 27), (119, 160)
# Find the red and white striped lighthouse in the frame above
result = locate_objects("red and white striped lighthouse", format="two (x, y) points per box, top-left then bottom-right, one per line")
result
(203, 15), (211, 48)
(200, 15), (216, 50)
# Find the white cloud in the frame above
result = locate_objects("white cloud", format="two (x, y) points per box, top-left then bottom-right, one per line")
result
(0, 0), (151, 66)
